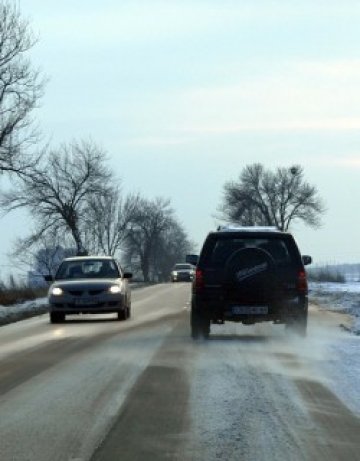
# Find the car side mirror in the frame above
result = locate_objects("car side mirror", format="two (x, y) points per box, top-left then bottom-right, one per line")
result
(123, 272), (133, 279)
(44, 274), (53, 282)
(302, 255), (312, 266)
(186, 254), (199, 266)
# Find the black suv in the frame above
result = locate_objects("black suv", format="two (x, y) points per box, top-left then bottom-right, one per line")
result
(187, 226), (312, 338)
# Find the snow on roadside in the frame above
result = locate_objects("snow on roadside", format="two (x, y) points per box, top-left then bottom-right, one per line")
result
(320, 334), (360, 417)
(0, 297), (48, 326)
(309, 281), (360, 334)
(309, 281), (360, 416)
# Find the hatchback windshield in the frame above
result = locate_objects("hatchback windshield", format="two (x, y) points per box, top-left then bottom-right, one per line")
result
(174, 264), (193, 270)
(55, 259), (120, 280)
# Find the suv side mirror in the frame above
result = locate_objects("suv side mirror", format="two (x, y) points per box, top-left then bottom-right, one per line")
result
(44, 274), (53, 282)
(123, 272), (133, 279)
(186, 254), (199, 266)
(302, 255), (312, 266)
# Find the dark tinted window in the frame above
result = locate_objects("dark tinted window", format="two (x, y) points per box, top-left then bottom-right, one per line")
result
(200, 235), (299, 268)
(174, 264), (193, 270)
(55, 259), (120, 280)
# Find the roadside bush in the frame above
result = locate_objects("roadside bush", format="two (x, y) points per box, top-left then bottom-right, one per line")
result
(0, 278), (47, 306)
(307, 267), (346, 283)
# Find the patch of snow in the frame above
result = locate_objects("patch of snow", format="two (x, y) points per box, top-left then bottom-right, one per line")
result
(309, 281), (360, 416)
(309, 281), (360, 334)
(321, 335), (360, 417)
(0, 297), (48, 326)
(310, 281), (360, 293)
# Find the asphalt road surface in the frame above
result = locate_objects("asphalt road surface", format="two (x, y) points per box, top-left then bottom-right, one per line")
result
(1, 283), (360, 461)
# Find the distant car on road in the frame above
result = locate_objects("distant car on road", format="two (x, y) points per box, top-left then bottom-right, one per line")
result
(170, 263), (195, 282)
(45, 256), (132, 323)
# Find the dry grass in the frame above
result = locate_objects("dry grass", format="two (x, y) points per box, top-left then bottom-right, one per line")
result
(307, 267), (346, 283)
(0, 281), (47, 306)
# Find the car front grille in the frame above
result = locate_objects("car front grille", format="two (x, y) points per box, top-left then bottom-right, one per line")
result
(89, 289), (104, 295)
(67, 289), (105, 296)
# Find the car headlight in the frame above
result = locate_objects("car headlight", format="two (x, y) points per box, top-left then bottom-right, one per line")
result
(51, 287), (64, 296)
(109, 285), (121, 294)
(172, 271), (177, 276)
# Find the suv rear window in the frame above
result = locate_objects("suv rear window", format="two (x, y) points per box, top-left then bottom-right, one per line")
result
(201, 235), (298, 268)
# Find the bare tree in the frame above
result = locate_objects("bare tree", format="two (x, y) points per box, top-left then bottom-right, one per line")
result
(152, 220), (194, 281)
(219, 163), (325, 231)
(1, 140), (112, 254)
(0, 1), (45, 175)
(84, 186), (140, 256)
(125, 197), (174, 282)
(11, 228), (76, 278)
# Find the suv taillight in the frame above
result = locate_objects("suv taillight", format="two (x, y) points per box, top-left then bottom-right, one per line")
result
(194, 268), (204, 290)
(297, 270), (308, 294)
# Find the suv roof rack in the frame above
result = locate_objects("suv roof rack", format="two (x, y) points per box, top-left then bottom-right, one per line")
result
(216, 225), (280, 232)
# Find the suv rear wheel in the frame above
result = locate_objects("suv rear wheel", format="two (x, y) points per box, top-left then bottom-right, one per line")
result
(285, 312), (308, 337)
(191, 303), (210, 339)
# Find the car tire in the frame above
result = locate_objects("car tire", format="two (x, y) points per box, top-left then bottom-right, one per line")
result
(191, 304), (210, 339)
(50, 312), (65, 324)
(285, 312), (307, 337)
(117, 309), (127, 321)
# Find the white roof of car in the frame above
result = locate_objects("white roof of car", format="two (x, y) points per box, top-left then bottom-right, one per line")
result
(63, 255), (114, 261)
(217, 225), (280, 232)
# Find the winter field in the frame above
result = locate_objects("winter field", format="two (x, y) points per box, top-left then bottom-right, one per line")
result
(310, 281), (360, 334)
(308, 281), (360, 416)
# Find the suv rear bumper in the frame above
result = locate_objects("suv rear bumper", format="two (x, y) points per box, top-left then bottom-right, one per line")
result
(192, 293), (308, 324)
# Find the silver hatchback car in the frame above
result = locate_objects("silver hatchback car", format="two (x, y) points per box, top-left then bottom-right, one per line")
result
(45, 256), (132, 323)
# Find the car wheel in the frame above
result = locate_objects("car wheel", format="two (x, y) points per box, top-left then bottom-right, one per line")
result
(191, 304), (210, 339)
(285, 312), (307, 337)
(117, 309), (127, 321)
(50, 312), (65, 324)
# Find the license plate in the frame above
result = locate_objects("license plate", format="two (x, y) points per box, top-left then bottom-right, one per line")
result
(74, 298), (98, 306)
(231, 305), (268, 315)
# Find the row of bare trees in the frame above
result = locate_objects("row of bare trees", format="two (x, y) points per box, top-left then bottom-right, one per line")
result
(1, 140), (193, 281)
(0, 2), (193, 282)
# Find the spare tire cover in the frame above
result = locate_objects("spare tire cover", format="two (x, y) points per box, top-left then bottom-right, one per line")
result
(224, 247), (276, 299)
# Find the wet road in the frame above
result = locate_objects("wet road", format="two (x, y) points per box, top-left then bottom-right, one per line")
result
(0, 283), (359, 461)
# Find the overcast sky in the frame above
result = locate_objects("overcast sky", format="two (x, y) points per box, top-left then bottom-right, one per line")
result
(2, 0), (360, 275)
